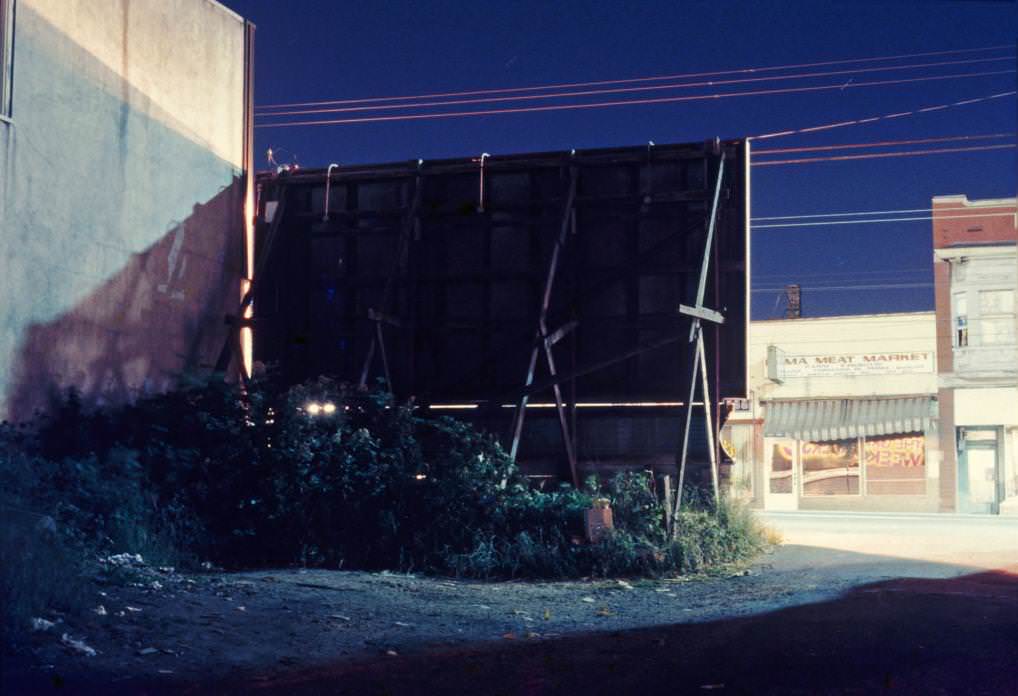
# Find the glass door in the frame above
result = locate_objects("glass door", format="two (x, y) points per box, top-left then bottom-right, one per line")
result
(959, 428), (1001, 514)
(765, 439), (798, 510)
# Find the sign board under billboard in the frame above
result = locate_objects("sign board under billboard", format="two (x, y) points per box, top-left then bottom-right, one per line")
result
(772, 350), (934, 379)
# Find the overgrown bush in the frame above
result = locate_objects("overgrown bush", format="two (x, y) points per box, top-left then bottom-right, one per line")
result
(1, 374), (770, 591)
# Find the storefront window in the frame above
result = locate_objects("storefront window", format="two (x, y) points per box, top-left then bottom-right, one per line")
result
(769, 442), (793, 494)
(801, 439), (859, 495)
(864, 433), (926, 495)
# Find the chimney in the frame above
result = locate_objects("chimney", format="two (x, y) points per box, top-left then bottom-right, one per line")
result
(784, 284), (801, 319)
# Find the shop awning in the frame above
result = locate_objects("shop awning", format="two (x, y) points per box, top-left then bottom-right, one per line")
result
(763, 397), (936, 441)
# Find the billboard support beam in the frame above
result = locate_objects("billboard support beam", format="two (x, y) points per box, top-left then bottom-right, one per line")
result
(510, 165), (579, 487)
(359, 169), (423, 392)
(214, 185), (288, 378)
(673, 152), (726, 531)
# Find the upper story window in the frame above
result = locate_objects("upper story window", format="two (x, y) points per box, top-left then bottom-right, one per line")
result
(979, 289), (1015, 346)
(0, 0), (12, 119)
(953, 292), (968, 347)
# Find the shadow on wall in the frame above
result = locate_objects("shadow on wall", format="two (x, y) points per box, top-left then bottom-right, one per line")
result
(6, 180), (244, 419)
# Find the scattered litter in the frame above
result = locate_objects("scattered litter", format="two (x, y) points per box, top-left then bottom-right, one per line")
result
(543, 609), (552, 621)
(158, 670), (174, 675)
(616, 580), (634, 590)
(98, 591), (108, 597)
(595, 607), (614, 617)
(477, 604), (492, 610)
(115, 611), (126, 618)
(138, 647), (159, 656)
(62, 634), (97, 657)
(329, 614), (351, 622)
(126, 606), (142, 613)
(654, 588), (671, 593)
(158, 567), (175, 574)
(525, 631), (541, 639)
(393, 621), (411, 627)
(501, 632), (517, 640)
(94, 605), (108, 616)
(100, 553), (145, 568)
(385, 649), (399, 656)
(31, 617), (55, 632)
(201, 561), (213, 570)
(236, 606), (246, 612)
(581, 597), (596, 603)
(150, 581), (164, 590)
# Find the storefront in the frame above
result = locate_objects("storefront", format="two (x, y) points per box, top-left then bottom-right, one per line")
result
(723, 311), (943, 513)
(952, 387), (1018, 515)
(761, 396), (939, 512)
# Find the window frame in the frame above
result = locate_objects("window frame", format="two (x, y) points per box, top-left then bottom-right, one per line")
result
(0, 0), (13, 120)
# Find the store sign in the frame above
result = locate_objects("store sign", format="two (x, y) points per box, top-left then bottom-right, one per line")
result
(865, 435), (925, 468)
(772, 349), (934, 379)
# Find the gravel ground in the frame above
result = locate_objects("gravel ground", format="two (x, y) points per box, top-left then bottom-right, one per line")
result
(8, 513), (1016, 693)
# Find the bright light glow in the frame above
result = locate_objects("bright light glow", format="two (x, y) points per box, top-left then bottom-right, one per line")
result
(306, 402), (322, 415)
(240, 279), (254, 380)
(498, 401), (691, 408)
(428, 404), (479, 410)
(322, 402), (337, 414)
(414, 474), (427, 480)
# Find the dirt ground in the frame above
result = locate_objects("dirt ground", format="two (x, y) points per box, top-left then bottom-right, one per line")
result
(5, 514), (1018, 694)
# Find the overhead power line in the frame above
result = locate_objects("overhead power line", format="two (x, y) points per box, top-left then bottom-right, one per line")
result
(752, 132), (1013, 155)
(752, 283), (933, 292)
(255, 56), (1014, 118)
(254, 69), (1015, 128)
(752, 142), (1015, 166)
(753, 268), (931, 278)
(750, 90), (1016, 140)
(752, 204), (1012, 221)
(255, 43), (1013, 110)
(752, 212), (1014, 229)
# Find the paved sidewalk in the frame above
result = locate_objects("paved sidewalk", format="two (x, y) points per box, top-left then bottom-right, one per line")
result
(758, 510), (1018, 571)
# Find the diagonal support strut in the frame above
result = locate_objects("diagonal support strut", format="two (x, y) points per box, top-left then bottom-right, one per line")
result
(510, 165), (579, 487)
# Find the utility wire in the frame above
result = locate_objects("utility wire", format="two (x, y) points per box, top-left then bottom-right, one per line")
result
(752, 211), (1014, 229)
(754, 269), (931, 279)
(255, 56), (1014, 118)
(752, 142), (1016, 166)
(255, 43), (1014, 110)
(253, 69), (1015, 128)
(752, 283), (933, 292)
(751, 90), (1015, 140)
(753, 132), (1013, 155)
(752, 204), (1013, 221)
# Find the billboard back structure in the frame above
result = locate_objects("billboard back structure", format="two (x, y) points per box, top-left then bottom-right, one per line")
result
(247, 139), (749, 483)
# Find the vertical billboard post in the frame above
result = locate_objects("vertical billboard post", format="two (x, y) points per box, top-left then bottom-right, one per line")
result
(674, 152), (726, 527)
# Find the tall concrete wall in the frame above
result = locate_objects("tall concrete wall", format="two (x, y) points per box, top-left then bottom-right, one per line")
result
(0, 0), (249, 419)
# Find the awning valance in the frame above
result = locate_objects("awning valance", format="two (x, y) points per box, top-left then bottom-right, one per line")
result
(763, 397), (936, 441)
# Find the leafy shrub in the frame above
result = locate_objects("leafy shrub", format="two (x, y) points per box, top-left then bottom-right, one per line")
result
(4, 375), (770, 587)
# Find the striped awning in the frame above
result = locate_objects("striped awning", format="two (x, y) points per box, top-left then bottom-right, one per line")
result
(763, 397), (936, 441)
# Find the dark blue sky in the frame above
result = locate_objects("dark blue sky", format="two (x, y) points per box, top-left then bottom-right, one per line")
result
(220, 0), (1016, 320)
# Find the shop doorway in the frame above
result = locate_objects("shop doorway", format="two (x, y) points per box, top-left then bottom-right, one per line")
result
(765, 439), (798, 510)
(959, 428), (1001, 514)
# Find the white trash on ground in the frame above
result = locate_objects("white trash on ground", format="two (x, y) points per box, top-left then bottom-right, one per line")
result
(61, 633), (97, 657)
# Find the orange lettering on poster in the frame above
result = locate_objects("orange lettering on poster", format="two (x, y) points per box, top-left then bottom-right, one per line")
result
(865, 436), (925, 467)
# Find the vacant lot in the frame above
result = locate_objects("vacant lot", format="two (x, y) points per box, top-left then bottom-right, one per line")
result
(7, 512), (1017, 694)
